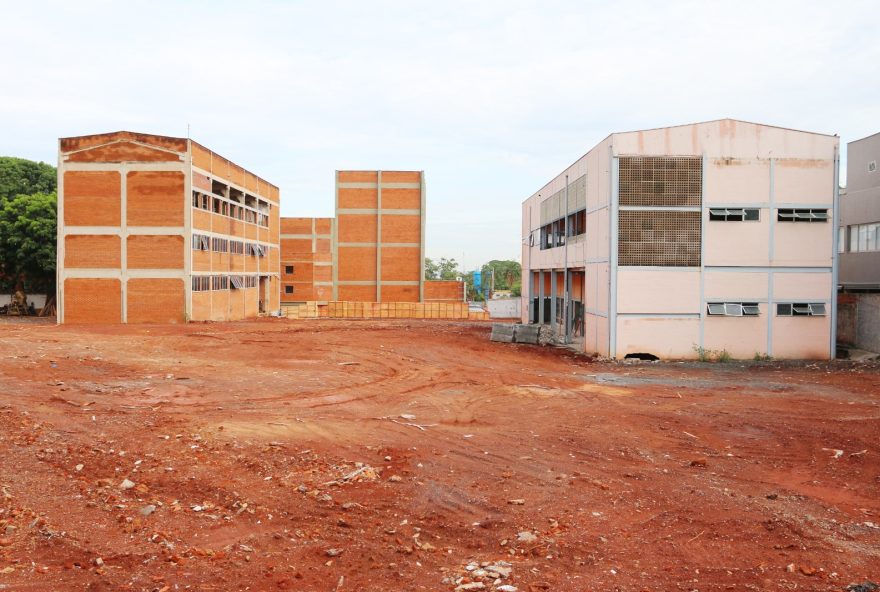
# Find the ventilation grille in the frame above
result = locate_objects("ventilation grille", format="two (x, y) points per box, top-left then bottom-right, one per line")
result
(619, 156), (702, 207)
(619, 210), (701, 266)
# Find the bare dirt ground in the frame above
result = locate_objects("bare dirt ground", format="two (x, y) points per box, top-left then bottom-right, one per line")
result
(0, 319), (878, 591)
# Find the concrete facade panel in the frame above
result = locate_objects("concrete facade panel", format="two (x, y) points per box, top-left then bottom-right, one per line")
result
(773, 223), (833, 267)
(60, 132), (187, 154)
(616, 269), (700, 314)
(704, 214), (770, 266)
(772, 316), (831, 359)
(704, 310), (769, 358)
(704, 271), (768, 300)
(774, 159), (835, 204)
(704, 158), (771, 203)
(615, 317), (700, 359)
(772, 273), (832, 300)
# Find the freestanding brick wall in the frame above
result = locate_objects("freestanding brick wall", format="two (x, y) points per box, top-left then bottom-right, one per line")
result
(57, 131), (281, 324)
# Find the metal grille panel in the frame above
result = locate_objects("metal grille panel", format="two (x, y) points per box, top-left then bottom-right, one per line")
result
(619, 210), (701, 266)
(619, 156), (702, 207)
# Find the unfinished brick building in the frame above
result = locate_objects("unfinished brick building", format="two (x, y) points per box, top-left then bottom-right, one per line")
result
(57, 131), (280, 324)
(280, 217), (334, 302)
(334, 170), (425, 302)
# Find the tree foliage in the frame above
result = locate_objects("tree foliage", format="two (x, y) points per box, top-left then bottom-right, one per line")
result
(0, 157), (56, 203)
(0, 157), (58, 297)
(480, 259), (522, 296)
(424, 257), (460, 280)
(0, 192), (57, 293)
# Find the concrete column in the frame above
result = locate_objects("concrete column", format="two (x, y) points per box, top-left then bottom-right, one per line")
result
(550, 270), (556, 331)
(538, 270), (545, 324)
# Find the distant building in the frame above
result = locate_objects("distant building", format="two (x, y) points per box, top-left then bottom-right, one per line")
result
(280, 217), (334, 302)
(521, 119), (838, 359)
(839, 131), (880, 290)
(57, 131), (281, 324)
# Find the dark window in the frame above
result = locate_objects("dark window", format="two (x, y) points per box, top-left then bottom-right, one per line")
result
(285, 265), (294, 274)
(777, 208), (828, 222)
(285, 286), (294, 294)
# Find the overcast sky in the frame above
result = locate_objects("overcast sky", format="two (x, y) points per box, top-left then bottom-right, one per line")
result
(1, 1), (878, 269)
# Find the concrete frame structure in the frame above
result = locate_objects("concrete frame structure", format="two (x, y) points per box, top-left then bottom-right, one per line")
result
(333, 171), (426, 302)
(280, 217), (334, 302)
(57, 131), (280, 324)
(521, 119), (839, 359)
(839, 131), (880, 290)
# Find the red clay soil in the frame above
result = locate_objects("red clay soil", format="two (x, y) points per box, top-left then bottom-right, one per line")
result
(0, 319), (878, 591)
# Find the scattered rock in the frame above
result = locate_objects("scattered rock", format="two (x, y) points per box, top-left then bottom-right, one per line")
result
(93, 557), (104, 567)
(75, 464), (84, 472)
(400, 414), (416, 420)
(516, 531), (538, 543)
(389, 475), (403, 483)
(786, 563), (796, 573)
(119, 479), (136, 490)
(689, 458), (708, 468)
(455, 583), (485, 591)
(325, 548), (344, 557)
(799, 565), (816, 576)
(508, 499), (525, 505)
(766, 493), (778, 500)
(497, 586), (518, 592)
(140, 504), (156, 517)
(846, 583), (879, 592)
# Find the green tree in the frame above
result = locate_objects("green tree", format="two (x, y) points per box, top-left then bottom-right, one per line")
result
(480, 260), (522, 294)
(0, 192), (57, 300)
(424, 257), (460, 280)
(0, 157), (56, 203)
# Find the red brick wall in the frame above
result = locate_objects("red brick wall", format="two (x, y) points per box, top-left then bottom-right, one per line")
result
(127, 279), (185, 323)
(63, 171), (121, 226)
(64, 235), (121, 268)
(126, 171), (184, 226)
(425, 280), (464, 302)
(64, 278), (121, 324)
(127, 235), (184, 269)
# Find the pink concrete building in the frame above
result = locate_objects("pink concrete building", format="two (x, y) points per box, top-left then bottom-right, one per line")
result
(521, 119), (839, 359)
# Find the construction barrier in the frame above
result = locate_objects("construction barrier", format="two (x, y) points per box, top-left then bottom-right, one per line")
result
(282, 301), (490, 321)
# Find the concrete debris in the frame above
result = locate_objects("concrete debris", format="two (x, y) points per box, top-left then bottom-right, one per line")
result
(490, 324), (515, 343)
(325, 548), (344, 557)
(507, 499), (525, 505)
(388, 475), (403, 482)
(516, 531), (537, 543)
(514, 324), (540, 345)
(119, 479), (136, 490)
(140, 504), (156, 517)
(450, 560), (514, 591)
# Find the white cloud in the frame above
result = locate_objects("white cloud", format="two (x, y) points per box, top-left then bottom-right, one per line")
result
(0, 0), (877, 264)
